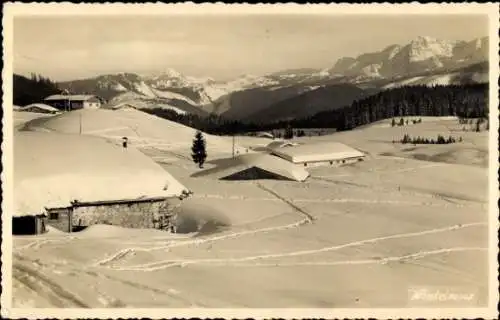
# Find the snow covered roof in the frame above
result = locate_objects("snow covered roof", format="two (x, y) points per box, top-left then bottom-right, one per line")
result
(266, 140), (300, 150)
(271, 141), (365, 163)
(192, 153), (310, 182)
(256, 132), (274, 139)
(21, 103), (60, 113)
(14, 131), (190, 217)
(45, 94), (101, 101)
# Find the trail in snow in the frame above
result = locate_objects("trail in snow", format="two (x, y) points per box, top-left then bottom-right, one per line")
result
(196, 247), (488, 267)
(13, 262), (89, 308)
(256, 182), (315, 222)
(192, 192), (467, 208)
(191, 194), (278, 202)
(108, 222), (486, 272)
(84, 126), (130, 135)
(94, 183), (313, 267)
(15, 237), (76, 251)
(93, 217), (309, 268)
(309, 176), (474, 206)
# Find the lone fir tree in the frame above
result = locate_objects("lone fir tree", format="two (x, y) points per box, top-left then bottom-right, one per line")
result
(191, 131), (207, 168)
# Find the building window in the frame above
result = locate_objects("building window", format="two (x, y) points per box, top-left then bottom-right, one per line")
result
(49, 212), (59, 220)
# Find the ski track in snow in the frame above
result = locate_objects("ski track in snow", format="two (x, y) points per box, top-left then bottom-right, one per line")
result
(94, 180), (316, 268)
(105, 221), (486, 272)
(84, 126), (130, 135)
(13, 262), (89, 308)
(15, 237), (77, 250)
(93, 217), (310, 268)
(93, 177), (482, 269)
(201, 247), (488, 267)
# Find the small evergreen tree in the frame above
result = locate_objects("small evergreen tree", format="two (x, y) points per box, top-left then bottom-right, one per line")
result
(391, 118), (396, 127)
(399, 118), (405, 126)
(191, 131), (207, 168)
(475, 119), (481, 132)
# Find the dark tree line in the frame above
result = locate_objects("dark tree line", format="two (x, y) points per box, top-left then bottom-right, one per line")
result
(140, 83), (490, 135)
(13, 73), (61, 106)
(399, 133), (461, 145)
(291, 83), (488, 131)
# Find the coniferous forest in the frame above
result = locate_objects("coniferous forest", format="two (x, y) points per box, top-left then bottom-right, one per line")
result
(143, 83), (488, 135)
(13, 73), (61, 106)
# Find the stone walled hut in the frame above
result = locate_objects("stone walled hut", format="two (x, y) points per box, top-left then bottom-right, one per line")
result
(14, 131), (191, 234)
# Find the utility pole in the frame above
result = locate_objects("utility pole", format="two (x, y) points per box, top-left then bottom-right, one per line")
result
(79, 113), (82, 135)
(232, 134), (235, 159)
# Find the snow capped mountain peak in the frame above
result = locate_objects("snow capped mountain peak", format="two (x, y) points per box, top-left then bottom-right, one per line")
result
(160, 68), (184, 79)
(408, 36), (454, 62)
(329, 36), (488, 80)
(412, 35), (437, 44)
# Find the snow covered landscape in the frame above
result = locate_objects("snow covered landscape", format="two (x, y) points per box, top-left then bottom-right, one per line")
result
(4, 4), (498, 318)
(11, 110), (492, 308)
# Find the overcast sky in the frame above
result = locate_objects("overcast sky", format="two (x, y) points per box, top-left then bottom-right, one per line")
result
(13, 14), (488, 81)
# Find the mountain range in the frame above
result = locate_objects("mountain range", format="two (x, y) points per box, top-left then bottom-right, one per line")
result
(55, 36), (489, 123)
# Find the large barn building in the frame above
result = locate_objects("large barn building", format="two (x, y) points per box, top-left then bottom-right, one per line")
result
(192, 153), (310, 182)
(44, 94), (104, 111)
(13, 131), (190, 234)
(270, 141), (366, 167)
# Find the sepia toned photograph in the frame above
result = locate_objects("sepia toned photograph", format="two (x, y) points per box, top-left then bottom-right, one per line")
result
(2, 3), (499, 319)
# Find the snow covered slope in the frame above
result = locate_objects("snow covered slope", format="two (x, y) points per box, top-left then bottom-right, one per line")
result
(11, 116), (491, 310)
(23, 108), (248, 158)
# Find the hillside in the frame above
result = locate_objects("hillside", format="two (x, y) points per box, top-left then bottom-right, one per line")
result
(287, 83), (488, 131)
(21, 108), (249, 159)
(244, 84), (368, 123)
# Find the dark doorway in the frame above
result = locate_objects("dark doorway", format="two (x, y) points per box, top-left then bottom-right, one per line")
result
(13, 216), (37, 235)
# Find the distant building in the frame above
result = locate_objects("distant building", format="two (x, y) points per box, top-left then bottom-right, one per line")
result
(44, 94), (104, 111)
(270, 141), (366, 167)
(19, 103), (60, 114)
(256, 132), (275, 139)
(265, 140), (300, 151)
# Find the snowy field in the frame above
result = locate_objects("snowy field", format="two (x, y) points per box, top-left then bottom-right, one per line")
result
(11, 113), (492, 308)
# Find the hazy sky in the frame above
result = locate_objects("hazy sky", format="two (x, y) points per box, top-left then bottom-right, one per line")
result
(13, 14), (488, 81)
